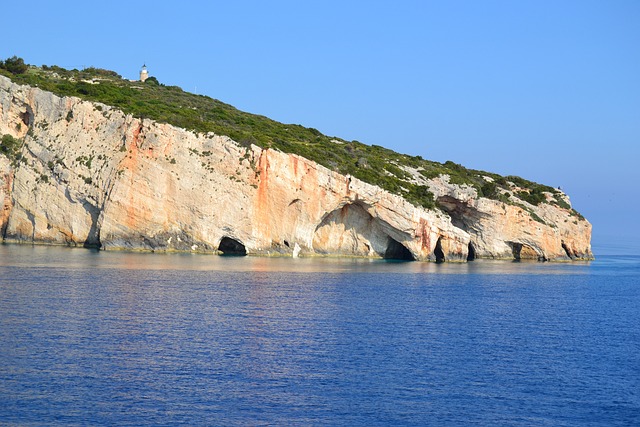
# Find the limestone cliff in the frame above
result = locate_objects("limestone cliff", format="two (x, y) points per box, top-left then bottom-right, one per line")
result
(0, 75), (592, 261)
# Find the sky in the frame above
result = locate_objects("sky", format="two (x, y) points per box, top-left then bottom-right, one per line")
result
(2, 0), (639, 255)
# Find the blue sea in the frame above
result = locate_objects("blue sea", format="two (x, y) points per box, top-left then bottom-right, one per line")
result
(1, 245), (638, 426)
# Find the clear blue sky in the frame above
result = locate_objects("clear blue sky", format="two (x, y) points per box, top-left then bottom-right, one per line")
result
(3, 0), (639, 255)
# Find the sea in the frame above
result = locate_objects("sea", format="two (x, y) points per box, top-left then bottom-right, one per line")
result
(0, 244), (638, 426)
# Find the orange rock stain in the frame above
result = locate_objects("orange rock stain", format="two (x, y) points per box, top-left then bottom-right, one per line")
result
(417, 218), (431, 251)
(115, 123), (145, 230)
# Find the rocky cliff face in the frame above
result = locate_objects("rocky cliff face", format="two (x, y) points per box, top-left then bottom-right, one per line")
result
(0, 75), (592, 261)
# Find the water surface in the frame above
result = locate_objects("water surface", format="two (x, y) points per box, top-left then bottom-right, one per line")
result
(1, 245), (638, 426)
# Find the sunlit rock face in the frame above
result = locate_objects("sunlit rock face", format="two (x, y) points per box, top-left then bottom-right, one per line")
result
(426, 177), (593, 261)
(0, 75), (592, 261)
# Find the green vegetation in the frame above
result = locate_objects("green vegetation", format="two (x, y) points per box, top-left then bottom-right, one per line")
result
(0, 134), (23, 165)
(1, 134), (21, 154)
(144, 76), (160, 86)
(75, 155), (93, 169)
(0, 56), (28, 75)
(0, 57), (573, 214)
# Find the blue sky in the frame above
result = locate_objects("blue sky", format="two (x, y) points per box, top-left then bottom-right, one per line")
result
(3, 0), (639, 255)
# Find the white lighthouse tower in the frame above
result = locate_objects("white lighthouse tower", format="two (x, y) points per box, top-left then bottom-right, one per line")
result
(139, 64), (148, 82)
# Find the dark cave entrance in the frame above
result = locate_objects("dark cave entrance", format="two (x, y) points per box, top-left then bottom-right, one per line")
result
(467, 242), (476, 261)
(384, 238), (415, 261)
(218, 237), (247, 256)
(434, 237), (445, 263)
(561, 242), (573, 259)
(511, 242), (523, 261)
(21, 105), (34, 128)
(22, 110), (31, 127)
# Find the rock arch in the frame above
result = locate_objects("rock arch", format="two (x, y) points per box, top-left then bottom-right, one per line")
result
(218, 236), (247, 256)
(509, 242), (544, 261)
(312, 203), (414, 260)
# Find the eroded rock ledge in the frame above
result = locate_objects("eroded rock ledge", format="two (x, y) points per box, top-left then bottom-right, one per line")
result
(0, 75), (593, 261)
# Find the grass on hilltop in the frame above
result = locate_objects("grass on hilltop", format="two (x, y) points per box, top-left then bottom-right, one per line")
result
(0, 59), (574, 214)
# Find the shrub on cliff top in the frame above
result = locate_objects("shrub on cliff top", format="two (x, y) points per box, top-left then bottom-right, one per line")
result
(81, 67), (122, 79)
(0, 56), (28, 75)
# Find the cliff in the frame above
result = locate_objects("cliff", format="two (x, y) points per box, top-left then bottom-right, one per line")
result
(0, 73), (592, 261)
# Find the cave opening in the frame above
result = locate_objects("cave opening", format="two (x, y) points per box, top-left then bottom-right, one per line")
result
(509, 242), (543, 261)
(22, 110), (31, 127)
(384, 238), (415, 261)
(511, 242), (523, 261)
(434, 237), (445, 263)
(467, 242), (476, 261)
(218, 237), (247, 256)
(561, 242), (573, 259)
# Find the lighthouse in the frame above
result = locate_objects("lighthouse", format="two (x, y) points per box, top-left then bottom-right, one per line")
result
(140, 64), (148, 82)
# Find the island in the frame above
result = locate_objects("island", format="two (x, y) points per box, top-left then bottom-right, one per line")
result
(0, 58), (592, 261)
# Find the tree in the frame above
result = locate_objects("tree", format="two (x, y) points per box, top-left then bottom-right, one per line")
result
(144, 76), (159, 85)
(1, 56), (28, 74)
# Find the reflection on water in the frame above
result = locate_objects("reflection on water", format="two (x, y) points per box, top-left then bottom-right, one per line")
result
(0, 243), (595, 275)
